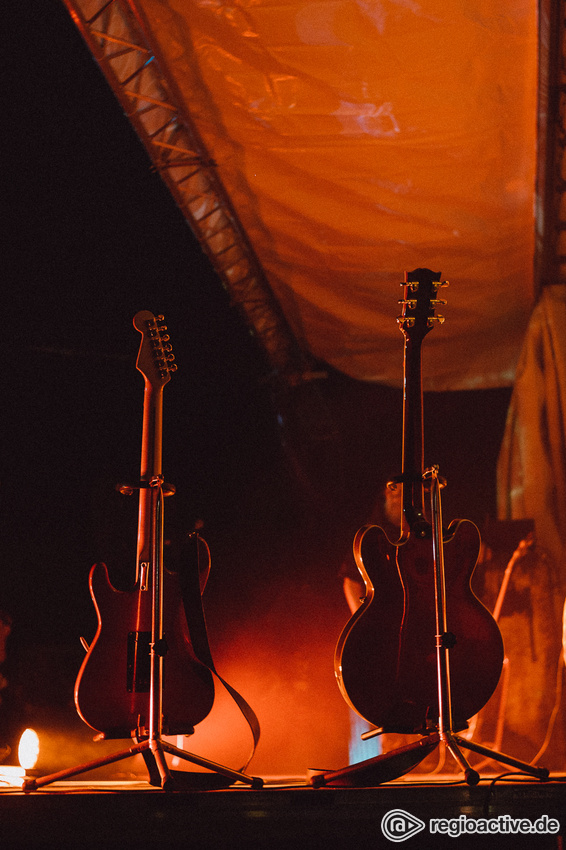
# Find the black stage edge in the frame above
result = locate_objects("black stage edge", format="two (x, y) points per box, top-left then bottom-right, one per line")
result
(1, 776), (565, 849)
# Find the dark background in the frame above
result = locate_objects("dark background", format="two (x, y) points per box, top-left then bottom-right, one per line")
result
(0, 0), (513, 775)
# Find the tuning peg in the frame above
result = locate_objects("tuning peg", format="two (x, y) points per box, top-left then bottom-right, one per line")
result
(399, 281), (421, 293)
(433, 280), (449, 289)
(431, 299), (447, 307)
(427, 315), (445, 327)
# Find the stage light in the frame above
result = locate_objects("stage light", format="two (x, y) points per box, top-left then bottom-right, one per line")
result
(18, 729), (39, 770)
(0, 729), (40, 787)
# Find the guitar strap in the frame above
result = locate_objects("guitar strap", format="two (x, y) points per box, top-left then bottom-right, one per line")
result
(174, 532), (260, 771)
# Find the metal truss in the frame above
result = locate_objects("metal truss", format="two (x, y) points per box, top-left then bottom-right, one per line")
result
(62, 0), (315, 386)
(536, 0), (566, 290)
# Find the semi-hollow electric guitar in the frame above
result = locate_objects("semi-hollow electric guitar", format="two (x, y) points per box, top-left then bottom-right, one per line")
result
(335, 269), (504, 734)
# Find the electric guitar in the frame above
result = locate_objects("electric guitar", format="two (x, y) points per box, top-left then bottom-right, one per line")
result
(335, 269), (504, 733)
(75, 311), (215, 738)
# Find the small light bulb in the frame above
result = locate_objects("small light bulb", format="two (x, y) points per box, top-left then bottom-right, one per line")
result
(18, 729), (39, 770)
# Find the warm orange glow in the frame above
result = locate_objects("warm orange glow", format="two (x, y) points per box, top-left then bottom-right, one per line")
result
(18, 729), (40, 770)
(0, 765), (25, 787)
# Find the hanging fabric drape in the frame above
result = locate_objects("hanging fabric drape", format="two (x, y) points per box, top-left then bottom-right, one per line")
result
(497, 284), (566, 581)
(495, 285), (566, 764)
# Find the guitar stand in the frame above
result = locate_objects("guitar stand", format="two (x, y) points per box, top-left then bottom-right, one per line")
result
(23, 731), (262, 792)
(24, 479), (262, 792)
(310, 468), (549, 788)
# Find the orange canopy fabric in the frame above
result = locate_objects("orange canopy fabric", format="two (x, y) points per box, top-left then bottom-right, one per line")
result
(132, 0), (539, 390)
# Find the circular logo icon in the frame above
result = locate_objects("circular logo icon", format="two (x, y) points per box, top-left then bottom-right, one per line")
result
(381, 809), (426, 842)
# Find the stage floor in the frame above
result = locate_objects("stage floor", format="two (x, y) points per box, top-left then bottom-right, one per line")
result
(1, 771), (565, 849)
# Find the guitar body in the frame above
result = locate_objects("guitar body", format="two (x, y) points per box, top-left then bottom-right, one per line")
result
(335, 519), (504, 733)
(75, 562), (215, 737)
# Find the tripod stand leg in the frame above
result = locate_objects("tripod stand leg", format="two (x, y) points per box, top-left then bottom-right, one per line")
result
(158, 739), (263, 788)
(451, 734), (549, 780)
(137, 739), (163, 787)
(147, 738), (176, 790)
(442, 734), (480, 786)
(22, 740), (151, 791)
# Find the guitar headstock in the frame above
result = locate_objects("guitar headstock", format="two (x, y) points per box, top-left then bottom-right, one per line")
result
(133, 310), (177, 389)
(397, 268), (448, 342)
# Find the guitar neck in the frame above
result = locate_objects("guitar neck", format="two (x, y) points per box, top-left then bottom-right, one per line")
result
(131, 310), (175, 580)
(398, 268), (446, 534)
(136, 380), (164, 569)
(402, 334), (426, 531)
